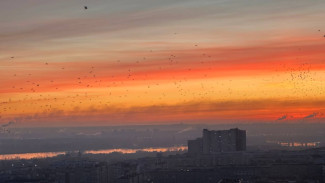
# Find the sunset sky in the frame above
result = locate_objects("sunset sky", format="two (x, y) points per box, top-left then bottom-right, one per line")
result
(0, 0), (324, 126)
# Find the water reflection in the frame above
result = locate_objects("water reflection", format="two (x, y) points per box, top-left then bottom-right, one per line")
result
(0, 146), (187, 160)
(84, 146), (187, 154)
(266, 140), (321, 147)
(0, 152), (65, 160)
(278, 141), (320, 147)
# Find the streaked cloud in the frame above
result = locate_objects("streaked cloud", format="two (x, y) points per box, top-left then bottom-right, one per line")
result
(0, 0), (324, 126)
(304, 112), (318, 119)
(277, 115), (287, 121)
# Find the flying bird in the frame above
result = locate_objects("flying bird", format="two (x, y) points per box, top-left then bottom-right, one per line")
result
(84, 6), (88, 10)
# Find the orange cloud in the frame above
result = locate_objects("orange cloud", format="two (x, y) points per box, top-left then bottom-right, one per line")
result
(1, 99), (324, 126)
(1, 40), (324, 94)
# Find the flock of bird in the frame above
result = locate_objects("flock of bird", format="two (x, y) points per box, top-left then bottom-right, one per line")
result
(0, 4), (324, 132)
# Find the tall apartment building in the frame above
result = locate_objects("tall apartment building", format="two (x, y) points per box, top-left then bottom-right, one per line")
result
(188, 128), (246, 154)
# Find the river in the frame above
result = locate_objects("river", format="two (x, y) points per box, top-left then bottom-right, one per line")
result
(0, 146), (187, 160)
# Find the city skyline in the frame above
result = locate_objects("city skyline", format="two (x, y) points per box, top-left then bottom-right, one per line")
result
(1, 0), (325, 126)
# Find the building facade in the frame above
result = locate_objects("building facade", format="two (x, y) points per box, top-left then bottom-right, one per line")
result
(188, 128), (246, 154)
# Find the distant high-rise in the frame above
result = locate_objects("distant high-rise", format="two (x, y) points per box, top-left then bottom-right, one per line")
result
(188, 138), (203, 154)
(188, 128), (246, 154)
